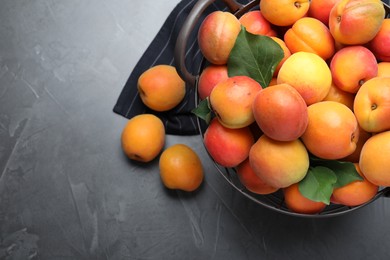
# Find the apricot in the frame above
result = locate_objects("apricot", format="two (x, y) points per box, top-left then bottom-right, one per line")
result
(121, 114), (165, 162)
(301, 101), (359, 160)
(236, 159), (279, 195)
(209, 75), (262, 129)
(198, 11), (241, 65)
(308, 0), (341, 26)
(283, 183), (326, 214)
(277, 52), (332, 105)
(249, 135), (309, 188)
(252, 83), (308, 142)
(159, 144), (204, 192)
(270, 37), (291, 77)
(197, 65), (228, 100)
(359, 131), (390, 186)
(331, 163), (378, 207)
(137, 65), (186, 112)
(330, 46), (378, 94)
(377, 62), (390, 77)
(341, 126), (372, 163)
(329, 0), (385, 45)
(322, 82), (355, 111)
(204, 118), (254, 168)
(238, 10), (277, 36)
(368, 18), (390, 62)
(354, 77), (390, 133)
(284, 17), (335, 60)
(260, 0), (310, 27)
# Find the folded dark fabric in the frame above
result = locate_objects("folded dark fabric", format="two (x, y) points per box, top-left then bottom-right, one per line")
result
(113, 0), (250, 135)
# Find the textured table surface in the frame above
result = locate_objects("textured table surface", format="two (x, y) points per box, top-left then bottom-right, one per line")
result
(1, 0), (390, 259)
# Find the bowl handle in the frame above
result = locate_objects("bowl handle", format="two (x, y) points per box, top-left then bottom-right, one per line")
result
(382, 187), (390, 198)
(174, 0), (245, 86)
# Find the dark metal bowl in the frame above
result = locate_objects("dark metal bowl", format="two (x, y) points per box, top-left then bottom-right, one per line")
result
(174, 0), (390, 218)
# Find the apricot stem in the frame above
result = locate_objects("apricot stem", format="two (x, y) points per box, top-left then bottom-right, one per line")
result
(351, 132), (356, 143)
(337, 16), (341, 23)
(371, 103), (378, 110)
(294, 2), (301, 8)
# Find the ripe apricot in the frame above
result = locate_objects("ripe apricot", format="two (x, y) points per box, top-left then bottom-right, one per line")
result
(159, 144), (204, 192)
(236, 159), (279, 195)
(283, 183), (327, 214)
(198, 11), (241, 65)
(284, 17), (335, 60)
(277, 52), (332, 105)
(252, 83), (308, 142)
(301, 101), (359, 160)
(260, 0), (310, 27)
(137, 65), (186, 112)
(210, 75), (262, 129)
(270, 37), (291, 77)
(359, 131), (390, 187)
(121, 114), (165, 162)
(377, 62), (390, 77)
(249, 135), (309, 188)
(353, 77), (390, 133)
(308, 0), (340, 26)
(197, 65), (229, 100)
(331, 163), (378, 207)
(341, 126), (372, 163)
(368, 18), (390, 62)
(204, 118), (254, 168)
(322, 82), (355, 111)
(329, 0), (385, 45)
(330, 46), (378, 94)
(239, 10), (277, 36)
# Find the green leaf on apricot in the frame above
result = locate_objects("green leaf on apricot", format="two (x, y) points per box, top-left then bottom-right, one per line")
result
(227, 26), (284, 88)
(309, 156), (363, 188)
(192, 97), (212, 124)
(299, 166), (337, 205)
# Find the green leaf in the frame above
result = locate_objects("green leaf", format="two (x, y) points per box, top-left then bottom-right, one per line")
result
(299, 166), (337, 205)
(309, 156), (363, 189)
(227, 26), (284, 88)
(191, 98), (212, 124)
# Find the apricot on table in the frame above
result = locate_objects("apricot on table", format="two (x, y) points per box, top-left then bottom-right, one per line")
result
(121, 114), (165, 163)
(159, 144), (204, 192)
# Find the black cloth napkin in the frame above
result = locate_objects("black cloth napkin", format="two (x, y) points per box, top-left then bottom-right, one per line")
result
(113, 0), (251, 135)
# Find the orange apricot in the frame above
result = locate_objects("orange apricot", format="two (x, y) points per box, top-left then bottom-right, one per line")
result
(283, 183), (327, 214)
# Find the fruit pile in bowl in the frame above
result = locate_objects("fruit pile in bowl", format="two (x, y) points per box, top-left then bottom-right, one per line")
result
(178, 0), (390, 217)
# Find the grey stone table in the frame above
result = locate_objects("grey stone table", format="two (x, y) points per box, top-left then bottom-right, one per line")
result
(1, 0), (390, 259)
